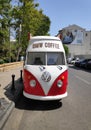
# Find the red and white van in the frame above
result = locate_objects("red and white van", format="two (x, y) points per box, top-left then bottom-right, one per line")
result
(23, 36), (68, 101)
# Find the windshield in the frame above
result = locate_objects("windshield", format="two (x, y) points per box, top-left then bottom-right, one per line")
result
(27, 52), (65, 65)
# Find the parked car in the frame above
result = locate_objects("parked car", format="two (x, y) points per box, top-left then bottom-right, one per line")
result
(70, 57), (80, 65)
(68, 57), (80, 65)
(85, 60), (91, 69)
(75, 59), (85, 67)
(80, 59), (91, 68)
(67, 57), (73, 64)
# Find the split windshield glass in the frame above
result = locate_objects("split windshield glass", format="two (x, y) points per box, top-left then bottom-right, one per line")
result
(27, 52), (65, 65)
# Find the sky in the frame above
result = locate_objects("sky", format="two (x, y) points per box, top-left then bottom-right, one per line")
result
(36, 0), (91, 36)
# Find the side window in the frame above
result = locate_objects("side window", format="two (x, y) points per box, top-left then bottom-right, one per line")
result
(27, 53), (31, 64)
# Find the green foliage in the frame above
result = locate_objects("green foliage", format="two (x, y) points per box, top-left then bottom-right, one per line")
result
(0, 0), (51, 62)
(0, 0), (12, 44)
(63, 44), (69, 56)
(13, 0), (51, 44)
(0, 0), (12, 62)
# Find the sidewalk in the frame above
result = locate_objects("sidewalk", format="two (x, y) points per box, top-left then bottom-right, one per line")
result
(0, 66), (23, 130)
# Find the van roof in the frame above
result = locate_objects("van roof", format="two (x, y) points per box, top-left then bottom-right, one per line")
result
(27, 36), (64, 53)
(30, 36), (60, 41)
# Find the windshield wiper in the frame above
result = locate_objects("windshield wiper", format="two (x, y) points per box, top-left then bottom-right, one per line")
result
(57, 65), (62, 70)
(39, 66), (45, 71)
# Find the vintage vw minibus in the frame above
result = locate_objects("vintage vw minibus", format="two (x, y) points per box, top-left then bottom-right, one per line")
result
(23, 36), (68, 101)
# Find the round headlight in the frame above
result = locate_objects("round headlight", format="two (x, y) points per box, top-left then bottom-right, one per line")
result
(30, 80), (36, 87)
(57, 80), (63, 88)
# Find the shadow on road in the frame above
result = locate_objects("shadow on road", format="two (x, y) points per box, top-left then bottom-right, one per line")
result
(15, 94), (63, 111)
(4, 78), (23, 103)
(4, 76), (62, 111)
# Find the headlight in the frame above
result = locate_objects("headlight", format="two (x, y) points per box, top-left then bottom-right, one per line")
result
(57, 80), (63, 88)
(30, 80), (36, 87)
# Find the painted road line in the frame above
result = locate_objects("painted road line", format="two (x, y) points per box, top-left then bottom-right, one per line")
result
(75, 75), (91, 85)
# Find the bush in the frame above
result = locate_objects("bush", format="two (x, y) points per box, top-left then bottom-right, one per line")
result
(0, 59), (4, 64)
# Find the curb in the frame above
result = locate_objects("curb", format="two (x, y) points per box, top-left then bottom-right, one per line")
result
(0, 78), (23, 130)
(0, 101), (15, 130)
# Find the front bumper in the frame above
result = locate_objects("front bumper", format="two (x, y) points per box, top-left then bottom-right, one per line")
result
(23, 91), (67, 101)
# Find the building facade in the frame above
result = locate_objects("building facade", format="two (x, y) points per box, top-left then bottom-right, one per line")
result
(57, 24), (91, 59)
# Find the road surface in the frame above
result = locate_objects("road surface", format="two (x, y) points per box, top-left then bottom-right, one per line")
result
(2, 65), (91, 130)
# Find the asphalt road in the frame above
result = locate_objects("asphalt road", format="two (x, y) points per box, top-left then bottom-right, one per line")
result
(2, 66), (91, 130)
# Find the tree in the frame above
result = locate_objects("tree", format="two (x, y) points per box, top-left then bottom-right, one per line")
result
(63, 44), (69, 57)
(0, 0), (51, 62)
(0, 0), (12, 62)
(12, 0), (51, 60)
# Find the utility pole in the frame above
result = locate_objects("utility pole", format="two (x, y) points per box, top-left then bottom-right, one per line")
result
(19, 24), (22, 45)
(16, 24), (22, 61)
(9, 25), (11, 62)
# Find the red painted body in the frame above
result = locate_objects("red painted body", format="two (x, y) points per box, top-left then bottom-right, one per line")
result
(23, 69), (68, 96)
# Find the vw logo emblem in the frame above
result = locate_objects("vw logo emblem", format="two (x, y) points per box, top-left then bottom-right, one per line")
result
(41, 71), (51, 82)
